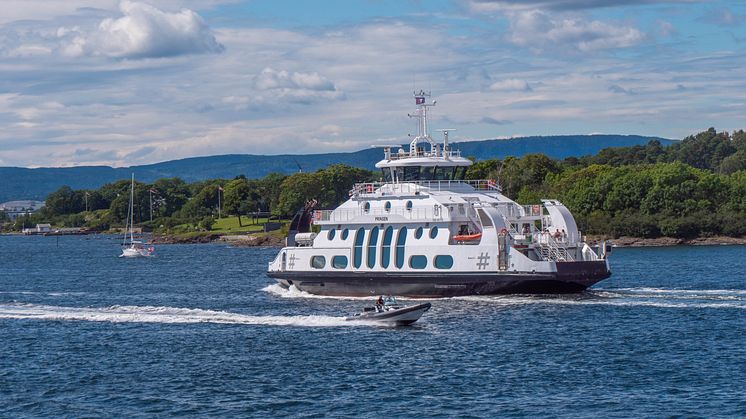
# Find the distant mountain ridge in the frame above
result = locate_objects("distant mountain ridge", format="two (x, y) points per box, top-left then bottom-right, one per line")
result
(0, 134), (673, 201)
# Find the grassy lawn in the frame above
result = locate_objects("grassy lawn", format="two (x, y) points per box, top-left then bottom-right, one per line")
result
(211, 216), (272, 233)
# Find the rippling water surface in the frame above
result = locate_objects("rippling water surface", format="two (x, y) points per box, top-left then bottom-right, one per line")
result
(1, 235), (745, 416)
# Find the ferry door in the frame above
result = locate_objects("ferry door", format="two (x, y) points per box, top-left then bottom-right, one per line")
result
(281, 252), (287, 271)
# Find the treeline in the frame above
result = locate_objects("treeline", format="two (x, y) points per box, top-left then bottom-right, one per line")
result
(6, 165), (374, 233)
(4, 128), (745, 239)
(466, 128), (746, 238)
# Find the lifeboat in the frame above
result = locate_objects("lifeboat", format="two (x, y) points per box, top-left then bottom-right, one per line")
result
(453, 232), (482, 241)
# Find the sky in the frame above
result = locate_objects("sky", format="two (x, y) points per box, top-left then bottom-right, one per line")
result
(0, 0), (744, 168)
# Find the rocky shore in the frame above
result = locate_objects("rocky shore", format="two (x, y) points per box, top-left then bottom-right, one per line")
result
(147, 232), (746, 248)
(589, 235), (746, 247)
(150, 232), (284, 247)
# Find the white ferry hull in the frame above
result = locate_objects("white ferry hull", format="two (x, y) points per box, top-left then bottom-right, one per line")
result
(268, 260), (611, 297)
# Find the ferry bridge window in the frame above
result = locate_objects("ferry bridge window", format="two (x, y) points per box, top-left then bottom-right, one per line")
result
(327, 229), (336, 240)
(332, 255), (348, 269)
(454, 166), (467, 180)
(404, 166), (420, 181)
(381, 226), (393, 268)
(382, 169), (393, 183)
(434, 166), (456, 181)
(415, 227), (424, 239)
(409, 255), (428, 269)
(342, 229), (349, 240)
(394, 167), (404, 182)
(311, 256), (326, 269)
(353, 228), (365, 269)
(420, 166), (434, 181)
(434, 255), (453, 269)
(367, 226), (380, 269)
(430, 226), (439, 239)
(395, 227), (408, 268)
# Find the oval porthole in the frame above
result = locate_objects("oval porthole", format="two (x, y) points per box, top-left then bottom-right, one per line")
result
(409, 255), (427, 269)
(311, 256), (326, 269)
(342, 229), (349, 240)
(406, 201), (413, 211)
(328, 229), (336, 240)
(363, 202), (371, 212)
(415, 227), (423, 239)
(384, 201), (392, 212)
(434, 255), (453, 269)
(429, 226), (438, 239)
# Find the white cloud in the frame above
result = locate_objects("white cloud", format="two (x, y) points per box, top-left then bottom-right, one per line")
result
(63, 1), (224, 58)
(253, 67), (343, 103)
(489, 78), (533, 91)
(507, 9), (644, 52)
(467, 0), (698, 12)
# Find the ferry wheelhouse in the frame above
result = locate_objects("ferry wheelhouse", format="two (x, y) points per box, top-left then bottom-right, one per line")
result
(267, 91), (612, 297)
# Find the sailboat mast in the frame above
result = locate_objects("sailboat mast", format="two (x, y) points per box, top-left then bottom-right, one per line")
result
(129, 173), (135, 244)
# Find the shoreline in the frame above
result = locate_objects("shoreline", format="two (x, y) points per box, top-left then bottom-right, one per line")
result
(4, 231), (745, 248)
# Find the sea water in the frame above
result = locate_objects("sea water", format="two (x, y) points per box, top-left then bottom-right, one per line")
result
(1, 235), (745, 416)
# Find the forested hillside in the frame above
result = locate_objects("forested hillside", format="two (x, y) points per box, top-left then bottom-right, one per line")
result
(3, 128), (744, 240)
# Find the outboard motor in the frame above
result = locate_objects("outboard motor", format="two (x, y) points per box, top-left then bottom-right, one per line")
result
(287, 199), (317, 247)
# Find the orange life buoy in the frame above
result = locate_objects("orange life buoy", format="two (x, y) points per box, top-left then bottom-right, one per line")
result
(366, 184), (374, 193)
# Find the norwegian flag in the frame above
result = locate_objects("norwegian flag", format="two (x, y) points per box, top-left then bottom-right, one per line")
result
(218, 186), (224, 192)
(415, 96), (425, 105)
(149, 188), (158, 194)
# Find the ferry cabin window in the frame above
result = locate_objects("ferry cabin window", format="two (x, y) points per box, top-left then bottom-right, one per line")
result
(434, 255), (453, 269)
(384, 201), (391, 212)
(363, 202), (371, 213)
(381, 226), (393, 268)
(430, 226), (438, 239)
(327, 229), (336, 240)
(381, 169), (393, 183)
(415, 227), (424, 239)
(406, 201), (413, 211)
(409, 255), (427, 269)
(311, 256), (326, 269)
(367, 226), (380, 269)
(395, 227), (407, 268)
(332, 255), (348, 269)
(353, 228), (365, 269)
(342, 229), (349, 240)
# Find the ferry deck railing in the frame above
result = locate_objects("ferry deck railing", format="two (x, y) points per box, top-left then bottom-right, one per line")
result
(351, 179), (500, 196)
(313, 206), (451, 223)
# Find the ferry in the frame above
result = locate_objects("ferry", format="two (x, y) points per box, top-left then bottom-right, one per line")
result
(267, 91), (612, 297)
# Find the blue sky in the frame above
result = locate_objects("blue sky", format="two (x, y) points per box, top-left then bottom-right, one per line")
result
(0, 0), (744, 167)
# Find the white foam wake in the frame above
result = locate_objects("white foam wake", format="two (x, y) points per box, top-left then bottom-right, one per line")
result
(455, 292), (746, 310)
(262, 284), (376, 301)
(0, 303), (375, 327)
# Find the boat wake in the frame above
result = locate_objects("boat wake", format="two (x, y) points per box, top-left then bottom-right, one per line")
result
(262, 284), (374, 301)
(261, 284), (419, 301)
(456, 287), (746, 310)
(0, 303), (377, 327)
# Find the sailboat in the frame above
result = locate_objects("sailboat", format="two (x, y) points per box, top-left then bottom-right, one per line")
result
(120, 174), (154, 258)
